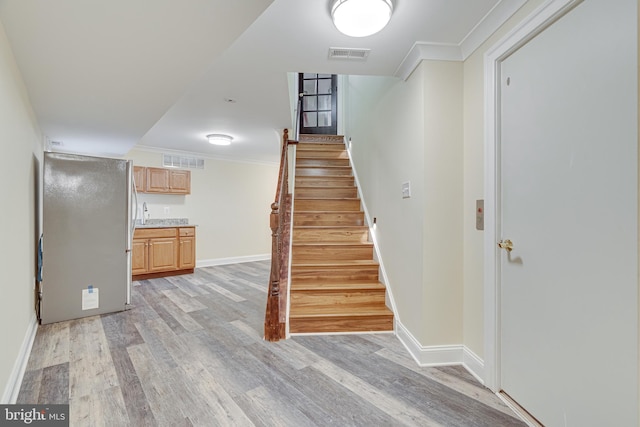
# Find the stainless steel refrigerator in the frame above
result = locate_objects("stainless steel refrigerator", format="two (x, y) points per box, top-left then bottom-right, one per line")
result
(41, 152), (134, 324)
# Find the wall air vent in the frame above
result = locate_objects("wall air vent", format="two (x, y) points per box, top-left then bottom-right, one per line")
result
(163, 154), (204, 169)
(329, 47), (370, 60)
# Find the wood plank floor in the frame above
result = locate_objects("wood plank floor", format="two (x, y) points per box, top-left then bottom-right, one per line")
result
(17, 261), (525, 426)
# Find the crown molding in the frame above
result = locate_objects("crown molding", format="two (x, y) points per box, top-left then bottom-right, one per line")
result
(394, 0), (527, 80)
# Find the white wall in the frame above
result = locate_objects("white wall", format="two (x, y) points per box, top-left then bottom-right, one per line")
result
(422, 61), (463, 345)
(347, 73), (426, 340)
(346, 60), (464, 347)
(462, 0), (546, 358)
(125, 149), (278, 264)
(0, 19), (42, 402)
(344, 0), (559, 362)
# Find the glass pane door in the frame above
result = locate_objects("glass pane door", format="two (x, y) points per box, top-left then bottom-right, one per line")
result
(299, 74), (337, 135)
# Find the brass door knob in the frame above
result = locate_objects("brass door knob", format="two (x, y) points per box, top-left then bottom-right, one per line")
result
(498, 239), (514, 252)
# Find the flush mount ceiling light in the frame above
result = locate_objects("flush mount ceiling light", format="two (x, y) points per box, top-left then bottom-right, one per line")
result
(206, 134), (233, 146)
(331, 0), (393, 37)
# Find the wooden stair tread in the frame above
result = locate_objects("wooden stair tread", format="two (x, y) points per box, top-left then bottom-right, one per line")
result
(291, 280), (385, 291)
(296, 166), (351, 170)
(292, 241), (373, 247)
(295, 186), (355, 189)
(293, 211), (364, 219)
(296, 170), (353, 177)
(293, 212), (363, 216)
(295, 197), (360, 201)
(293, 212), (365, 226)
(298, 136), (345, 145)
(297, 153), (347, 155)
(295, 190), (358, 198)
(297, 145), (346, 148)
(295, 176), (353, 179)
(296, 148), (346, 153)
(296, 169), (351, 174)
(290, 305), (393, 317)
(292, 259), (378, 267)
(295, 182), (354, 186)
(293, 225), (368, 230)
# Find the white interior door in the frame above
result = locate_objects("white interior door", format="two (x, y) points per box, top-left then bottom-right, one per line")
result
(499, 0), (637, 425)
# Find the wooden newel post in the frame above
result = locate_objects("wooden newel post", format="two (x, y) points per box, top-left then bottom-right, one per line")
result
(265, 202), (281, 341)
(264, 129), (290, 342)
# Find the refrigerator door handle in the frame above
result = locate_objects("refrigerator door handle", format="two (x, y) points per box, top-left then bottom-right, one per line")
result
(125, 161), (134, 306)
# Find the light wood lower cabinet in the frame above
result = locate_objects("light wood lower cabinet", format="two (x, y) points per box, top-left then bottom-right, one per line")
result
(131, 239), (149, 275)
(148, 237), (179, 272)
(132, 226), (195, 279)
(178, 227), (196, 269)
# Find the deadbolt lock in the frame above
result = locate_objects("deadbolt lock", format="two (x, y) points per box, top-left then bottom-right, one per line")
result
(498, 239), (514, 252)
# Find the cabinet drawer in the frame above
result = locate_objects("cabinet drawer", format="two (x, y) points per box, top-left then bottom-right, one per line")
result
(179, 227), (195, 237)
(134, 227), (177, 239)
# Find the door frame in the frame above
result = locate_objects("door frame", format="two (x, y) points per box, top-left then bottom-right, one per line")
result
(482, 0), (584, 392)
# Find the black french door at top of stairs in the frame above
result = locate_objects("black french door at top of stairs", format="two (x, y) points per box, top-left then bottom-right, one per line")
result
(298, 73), (337, 135)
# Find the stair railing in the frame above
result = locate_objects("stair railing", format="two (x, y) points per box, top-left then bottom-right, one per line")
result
(264, 128), (293, 341)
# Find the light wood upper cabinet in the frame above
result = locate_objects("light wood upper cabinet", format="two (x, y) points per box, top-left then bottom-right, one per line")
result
(133, 166), (146, 192)
(146, 167), (170, 193)
(169, 170), (190, 194)
(138, 167), (191, 194)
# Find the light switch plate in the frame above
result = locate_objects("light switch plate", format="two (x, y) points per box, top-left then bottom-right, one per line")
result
(401, 181), (411, 199)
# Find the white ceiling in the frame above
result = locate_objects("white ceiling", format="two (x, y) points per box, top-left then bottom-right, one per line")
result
(0, 0), (527, 164)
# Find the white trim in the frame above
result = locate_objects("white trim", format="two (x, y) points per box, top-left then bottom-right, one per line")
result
(2, 314), (38, 404)
(497, 393), (542, 427)
(483, 0), (584, 392)
(395, 42), (462, 80)
(462, 347), (485, 386)
(196, 254), (270, 268)
(396, 320), (485, 382)
(396, 321), (463, 366)
(337, 75), (348, 137)
(459, 0), (527, 59)
(285, 143), (297, 339)
(394, 0), (526, 80)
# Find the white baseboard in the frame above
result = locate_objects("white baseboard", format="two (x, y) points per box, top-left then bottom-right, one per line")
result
(1, 313), (38, 404)
(462, 346), (485, 385)
(396, 320), (485, 383)
(196, 254), (270, 268)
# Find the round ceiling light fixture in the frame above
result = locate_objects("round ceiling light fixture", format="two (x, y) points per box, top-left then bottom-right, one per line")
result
(206, 134), (233, 146)
(331, 0), (393, 38)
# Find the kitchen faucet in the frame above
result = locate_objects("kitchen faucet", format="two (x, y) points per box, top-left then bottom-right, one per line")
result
(141, 202), (148, 225)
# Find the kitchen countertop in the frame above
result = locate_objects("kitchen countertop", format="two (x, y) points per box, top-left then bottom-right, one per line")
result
(134, 218), (196, 229)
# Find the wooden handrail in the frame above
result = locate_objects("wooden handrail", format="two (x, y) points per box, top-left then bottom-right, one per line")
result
(264, 129), (291, 341)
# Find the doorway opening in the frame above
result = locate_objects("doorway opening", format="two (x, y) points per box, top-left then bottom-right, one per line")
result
(298, 73), (337, 135)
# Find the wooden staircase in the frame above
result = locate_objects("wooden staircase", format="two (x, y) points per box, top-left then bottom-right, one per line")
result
(289, 135), (394, 333)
